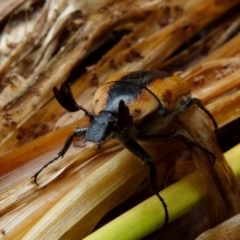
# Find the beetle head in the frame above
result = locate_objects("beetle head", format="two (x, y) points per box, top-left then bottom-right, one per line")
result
(86, 100), (132, 143)
(86, 111), (116, 143)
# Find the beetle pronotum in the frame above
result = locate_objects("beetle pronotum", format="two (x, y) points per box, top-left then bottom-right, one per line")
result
(33, 70), (217, 225)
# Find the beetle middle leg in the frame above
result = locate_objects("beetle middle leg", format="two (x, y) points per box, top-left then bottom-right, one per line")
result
(32, 127), (88, 185)
(120, 136), (169, 225)
(137, 133), (215, 163)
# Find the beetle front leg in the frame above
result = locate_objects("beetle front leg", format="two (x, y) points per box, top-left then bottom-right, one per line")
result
(32, 127), (88, 185)
(120, 137), (169, 225)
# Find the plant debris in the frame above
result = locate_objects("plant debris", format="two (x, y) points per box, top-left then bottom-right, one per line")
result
(0, 0), (240, 239)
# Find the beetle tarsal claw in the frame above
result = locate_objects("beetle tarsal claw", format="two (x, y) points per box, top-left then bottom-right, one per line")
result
(32, 175), (39, 185)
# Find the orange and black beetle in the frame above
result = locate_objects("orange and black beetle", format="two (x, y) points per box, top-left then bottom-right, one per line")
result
(33, 70), (217, 225)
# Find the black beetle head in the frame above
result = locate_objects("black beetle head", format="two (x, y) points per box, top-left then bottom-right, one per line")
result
(86, 112), (116, 143)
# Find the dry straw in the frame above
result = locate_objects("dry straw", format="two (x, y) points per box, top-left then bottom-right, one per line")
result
(1, 0), (240, 239)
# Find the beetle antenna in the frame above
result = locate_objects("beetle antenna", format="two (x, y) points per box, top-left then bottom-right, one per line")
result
(53, 83), (94, 120)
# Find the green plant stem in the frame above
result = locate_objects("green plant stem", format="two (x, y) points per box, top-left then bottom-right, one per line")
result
(84, 144), (240, 240)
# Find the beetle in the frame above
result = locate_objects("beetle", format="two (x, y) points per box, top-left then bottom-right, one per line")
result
(33, 70), (217, 225)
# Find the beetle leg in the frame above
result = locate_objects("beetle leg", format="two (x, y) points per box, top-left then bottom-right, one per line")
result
(120, 136), (169, 225)
(186, 98), (218, 131)
(170, 133), (215, 162)
(32, 127), (88, 185)
(137, 133), (215, 163)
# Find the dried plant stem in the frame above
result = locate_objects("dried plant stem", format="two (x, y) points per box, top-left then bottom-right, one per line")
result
(0, 1), (240, 239)
(20, 150), (147, 240)
(1, 0), (239, 152)
(84, 144), (240, 240)
(0, 0), (26, 22)
(207, 90), (240, 127)
(179, 107), (240, 225)
(191, 68), (240, 103)
(196, 213), (240, 239)
(204, 33), (240, 62)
